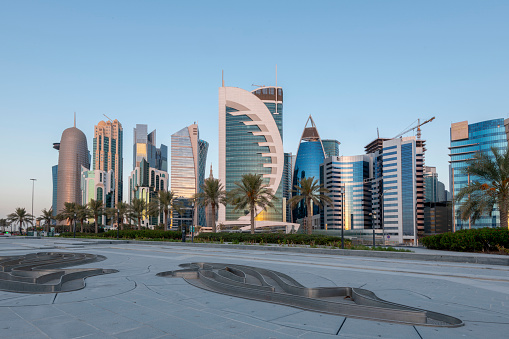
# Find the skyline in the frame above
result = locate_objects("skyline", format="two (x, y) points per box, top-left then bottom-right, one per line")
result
(1, 1), (509, 218)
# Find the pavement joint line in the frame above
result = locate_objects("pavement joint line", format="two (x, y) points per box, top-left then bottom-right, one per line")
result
(336, 318), (346, 335)
(102, 246), (509, 283)
(413, 325), (423, 339)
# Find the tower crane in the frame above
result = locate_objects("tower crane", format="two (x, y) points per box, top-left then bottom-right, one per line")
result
(393, 117), (435, 139)
(103, 114), (113, 122)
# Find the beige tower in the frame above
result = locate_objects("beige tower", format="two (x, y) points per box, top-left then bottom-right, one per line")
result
(93, 118), (123, 206)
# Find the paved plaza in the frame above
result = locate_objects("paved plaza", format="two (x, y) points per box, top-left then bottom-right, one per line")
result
(0, 237), (508, 338)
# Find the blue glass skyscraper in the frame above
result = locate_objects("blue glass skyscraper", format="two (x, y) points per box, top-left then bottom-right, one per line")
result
(450, 119), (507, 230)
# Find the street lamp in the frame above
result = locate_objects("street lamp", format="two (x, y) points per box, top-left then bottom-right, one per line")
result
(341, 184), (346, 249)
(73, 212), (76, 238)
(30, 178), (36, 234)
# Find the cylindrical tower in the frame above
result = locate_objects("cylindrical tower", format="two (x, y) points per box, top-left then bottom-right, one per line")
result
(56, 127), (90, 217)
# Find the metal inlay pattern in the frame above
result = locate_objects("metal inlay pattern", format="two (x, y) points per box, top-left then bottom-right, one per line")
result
(0, 252), (117, 293)
(157, 262), (463, 327)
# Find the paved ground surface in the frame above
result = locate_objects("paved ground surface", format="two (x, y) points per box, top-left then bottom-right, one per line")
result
(0, 237), (508, 338)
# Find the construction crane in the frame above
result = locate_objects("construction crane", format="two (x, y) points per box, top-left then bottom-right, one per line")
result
(393, 116), (435, 139)
(103, 114), (113, 122)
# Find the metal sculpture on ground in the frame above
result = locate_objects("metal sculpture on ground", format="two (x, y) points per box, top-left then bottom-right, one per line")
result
(157, 262), (463, 327)
(0, 252), (117, 293)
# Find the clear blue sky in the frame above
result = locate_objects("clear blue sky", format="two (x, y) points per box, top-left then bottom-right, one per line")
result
(1, 1), (508, 218)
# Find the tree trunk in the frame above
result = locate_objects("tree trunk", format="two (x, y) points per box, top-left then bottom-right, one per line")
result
(306, 199), (312, 235)
(138, 217), (141, 230)
(212, 204), (217, 233)
(250, 204), (255, 235)
(500, 200), (509, 229)
(80, 221), (84, 233)
(95, 215), (98, 234)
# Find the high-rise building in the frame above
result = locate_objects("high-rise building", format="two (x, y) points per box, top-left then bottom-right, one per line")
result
(170, 124), (209, 228)
(81, 167), (114, 226)
(322, 139), (341, 158)
(218, 85), (286, 229)
(55, 123), (90, 218)
(51, 164), (58, 217)
(293, 116), (326, 222)
(449, 119), (508, 230)
(128, 158), (168, 227)
(133, 124), (167, 171)
(321, 155), (373, 231)
(93, 119), (123, 207)
(283, 152), (293, 223)
(424, 167), (446, 203)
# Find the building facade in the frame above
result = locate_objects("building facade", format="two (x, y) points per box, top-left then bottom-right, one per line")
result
(55, 125), (90, 218)
(293, 116), (326, 222)
(170, 124), (209, 228)
(93, 119), (123, 208)
(424, 166), (446, 203)
(218, 85), (285, 227)
(133, 124), (167, 171)
(449, 119), (508, 230)
(81, 167), (114, 226)
(320, 155), (373, 231)
(128, 158), (168, 228)
(322, 139), (341, 158)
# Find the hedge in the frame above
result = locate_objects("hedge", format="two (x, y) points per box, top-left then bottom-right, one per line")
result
(195, 232), (351, 246)
(421, 227), (509, 252)
(61, 230), (182, 240)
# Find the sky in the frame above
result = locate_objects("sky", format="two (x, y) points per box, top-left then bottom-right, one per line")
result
(1, 1), (508, 219)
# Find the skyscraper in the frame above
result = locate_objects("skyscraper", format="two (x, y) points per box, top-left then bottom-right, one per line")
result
(93, 118), (123, 207)
(449, 119), (508, 230)
(171, 124), (209, 227)
(56, 123), (90, 217)
(322, 139), (341, 158)
(81, 167), (114, 226)
(218, 85), (285, 228)
(133, 124), (167, 171)
(293, 116), (326, 222)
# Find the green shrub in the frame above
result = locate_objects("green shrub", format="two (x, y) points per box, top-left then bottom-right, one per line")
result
(60, 229), (182, 240)
(421, 227), (509, 252)
(195, 232), (351, 246)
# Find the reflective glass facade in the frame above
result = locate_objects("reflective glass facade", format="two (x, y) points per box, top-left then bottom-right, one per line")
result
(321, 156), (372, 230)
(450, 118), (507, 229)
(133, 124), (167, 171)
(52, 165), (58, 217)
(222, 88), (283, 222)
(322, 139), (340, 158)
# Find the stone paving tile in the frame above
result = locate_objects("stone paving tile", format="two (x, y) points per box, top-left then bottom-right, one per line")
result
(271, 310), (344, 334)
(338, 318), (421, 338)
(146, 315), (212, 338)
(221, 299), (303, 321)
(0, 319), (43, 338)
(11, 305), (67, 321)
(74, 309), (143, 335)
(113, 325), (167, 339)
(239, 327), (301, 339)
(30, 316), (103, 339)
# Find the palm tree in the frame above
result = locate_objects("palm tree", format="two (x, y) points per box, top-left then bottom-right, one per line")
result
(128, 198), (148, 230)
(455, 147), (509, 229)
(194, 177), (226, 233)
(88, 199), (104, 234)
(7, 207), (33, 234)
(157, 190), (177, 231)
(116, 201), (129, 231)
(75, 204), (90, 233)
(57, 202), (77, 233)
(288, 177), (332, 235)
(37, 208), (54, 232)
(228, 173), (277, 234)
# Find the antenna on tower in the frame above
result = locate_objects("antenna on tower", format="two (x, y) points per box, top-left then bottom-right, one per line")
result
(74, 112), (76, 127)
(222, 70), (224, 87)
(275, 64), (278, 114)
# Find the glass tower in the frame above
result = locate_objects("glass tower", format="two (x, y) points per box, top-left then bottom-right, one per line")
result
(322, 139), (340, 158)
(449, 119), (507, 230)
(219, 85), (284, 224)
(133, 124), (167, 171)
(293, 116), (326, 221)
(171, 124), (209, 227)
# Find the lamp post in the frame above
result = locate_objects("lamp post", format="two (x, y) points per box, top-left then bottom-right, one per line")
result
(73, 213), (76, 238)
(30, 178), (36, 234)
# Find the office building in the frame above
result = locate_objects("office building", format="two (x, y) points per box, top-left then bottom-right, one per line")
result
(293, 116), (326, 222)
(55, 123), (90, 219)
(128, 158), (168, 228)
(320, 155), (373, 231)
(51, 164), (58, 217)
(93, 119), (123, 207)
(322, 139), (341, 158)
(219, 84), (297, 232)
(449, 119), (508, 230)
(424, 167), (446, 203)
(133, 124), (167, 171)
(170, 124), (209, 228)
(424, 201), (453, 235)
(283, 152), (293, 223)
(81, 167), (114, 226)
